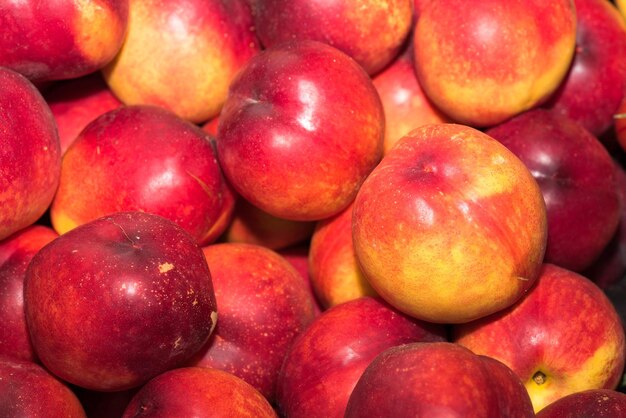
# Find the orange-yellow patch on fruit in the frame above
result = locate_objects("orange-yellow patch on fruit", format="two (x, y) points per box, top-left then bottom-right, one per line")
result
(73, 0), (127, 68)
(102, 0), (242, 123)
(617, 0), (626, 18)
(413, 0), (576, 127)
(352, 124), (547, 324)
(50, 209), (80, 236)
(343, 0), (413, 74)
(526, 341), (625, 412)
(158, 262), (174, 274)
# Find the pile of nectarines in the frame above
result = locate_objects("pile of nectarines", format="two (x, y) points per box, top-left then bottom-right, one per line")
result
(2, 0), (626, 417)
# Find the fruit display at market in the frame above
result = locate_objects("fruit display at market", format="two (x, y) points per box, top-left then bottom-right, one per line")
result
(2, 0), (626, 416)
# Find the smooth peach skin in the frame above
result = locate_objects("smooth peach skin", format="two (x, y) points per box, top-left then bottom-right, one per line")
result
(0, 225), (58, 363)
(122, 368), (277, 418)
(216, 40), (384, 221)
(254, 0), (414, 75)
(276, 297), (447, 418)
(0, 67), (61, 241)
(454, 264), (626, 412)
(535, 389), (626, 418)
(190, 243), (317, 402)
(344, 342), (535, 417)
(103, 0), (260, 123)
(0, 358), (86, 417)
(352, 124), (548, 324)
(45, 73), (123, 154)
(413, 0), (577, 127)
(309, 202), (377, 309)
(278, 244), (324, 316)
(0, 0), (128, 82)
(25, 212), (218, 392)
(545, 0), (626, 137)
(487, 109), (621, 273)
(372, 48), (450, 154)
(50, 105), (226, 246)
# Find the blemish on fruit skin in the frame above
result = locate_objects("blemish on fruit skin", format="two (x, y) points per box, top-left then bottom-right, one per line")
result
(209, 311), (218, 334)
(173, 336), (182, 349)
(158, 262), (174, 273)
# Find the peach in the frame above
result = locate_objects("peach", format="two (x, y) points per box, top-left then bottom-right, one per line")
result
(0, 0), (128, 82)
(454, 264), (626, 412)
(103, 0), (260, 123)
(413, 0), (577, 127)
(352, 124), (547, 323)
(0, 67), (61, 241)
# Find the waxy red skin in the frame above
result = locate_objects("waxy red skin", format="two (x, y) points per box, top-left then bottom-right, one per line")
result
(0, 225), (58, 363)
(189, 243), (317, 402)
(352, 124), (547, 324)
(372, 47), (450, 154)
(216, 40), (384, 222)
(544, 0), (626, 137)
(103, 0), (260, 124)
(454, 264), (626, 412)
(413, 0), (576, 127)
(487, 109), (621, 272)
(0, 0), (128, 82)
(309, 201), (377, 309)
(536, 389), (626, 418)
(253, 0), (413, 75)
(277, 244), (324, 316)
(24, 211), (218, 392)
(50, 105), (227, 246)
(275, 297), (447, 418)
(584, 161), (626, 289)
(45, 73), (123, 154)
(0, 357), (86, 417)
(344, 342), (535, 418)
(121, 367), (278, 418)
(0, 67), (61, 241)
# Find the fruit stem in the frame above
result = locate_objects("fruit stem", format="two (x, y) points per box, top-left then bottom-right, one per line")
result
(532, 371), (547, 385)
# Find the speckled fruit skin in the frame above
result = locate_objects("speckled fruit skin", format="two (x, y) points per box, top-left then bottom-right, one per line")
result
(309, 201), (377, 309)
(103, 0), (260, 124)
(487, 109), (621, 273)
(344, 342), (535, 418)
(275, 297), (447, 418)
(413, 0), (576, 127)
(121, 367), (277, 418)
(372, 48), (450, 154)
(544, 0), (626, 138)
(216, 40), (384, 221)
(352, 124), (548, 324)
(24, 211), (218, 392)
(0, 0), (128, 82)
(277, 244), (324, 316)
(50, 105), (227, 246)
(0, 357), (86, 417)
(44, 73), (123, 154)
(0, 67), (61, 241)
(535, 389), (626, 418)
(454, 264), (626, 413)
(189, 243), (317, 402)
(0, 225), (58, 363)
(253, 0), (413, 75)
